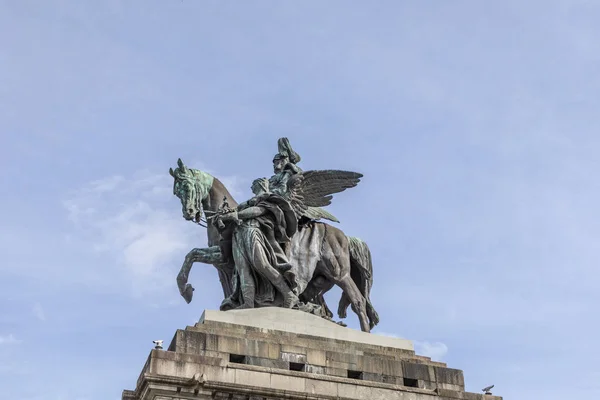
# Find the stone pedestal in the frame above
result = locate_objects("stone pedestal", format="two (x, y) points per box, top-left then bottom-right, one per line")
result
(122, 308), (501, 400)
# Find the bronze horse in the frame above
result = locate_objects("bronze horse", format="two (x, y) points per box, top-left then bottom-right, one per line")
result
(170, 159), (379, 332)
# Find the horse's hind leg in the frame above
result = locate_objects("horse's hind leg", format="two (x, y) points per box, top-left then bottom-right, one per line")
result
(316, 279), (335, 319)
(337, 275), (370, 332)
(318, 226), (370, 332)
(338, 287), (378, 329)
(338, 292), (350, 319)
(319, 256), (370, 332)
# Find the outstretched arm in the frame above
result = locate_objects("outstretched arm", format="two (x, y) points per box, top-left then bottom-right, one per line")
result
(218, 206), (266, 225)
(238, 206), (266, 220)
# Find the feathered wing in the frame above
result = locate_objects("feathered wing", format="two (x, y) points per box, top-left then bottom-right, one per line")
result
(299, 170), (363, 207)
(304, 206), (340, 223)
(286, 170), (362, 222)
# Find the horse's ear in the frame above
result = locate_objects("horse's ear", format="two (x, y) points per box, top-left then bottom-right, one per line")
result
(169, 167), (175, 177)
(177, 158), (186, 170)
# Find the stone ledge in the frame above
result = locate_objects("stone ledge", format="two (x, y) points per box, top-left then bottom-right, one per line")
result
(145, 348), (458, 399)
(436, 387), (503, 400)
(198, 308), (414, 351)
(135, 369), (442, 400)
(228, 362), (436, 394)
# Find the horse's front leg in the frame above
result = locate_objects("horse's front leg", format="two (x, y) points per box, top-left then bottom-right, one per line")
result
(177, 246), (223, 303)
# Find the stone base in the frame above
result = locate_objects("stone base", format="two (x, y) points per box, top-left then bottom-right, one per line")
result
(122, 308), (502, 400)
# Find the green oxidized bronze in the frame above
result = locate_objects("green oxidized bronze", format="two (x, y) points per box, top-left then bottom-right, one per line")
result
(170, 138), (379, 332)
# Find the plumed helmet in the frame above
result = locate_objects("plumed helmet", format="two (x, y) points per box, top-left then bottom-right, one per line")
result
(272, 137), (301, 164)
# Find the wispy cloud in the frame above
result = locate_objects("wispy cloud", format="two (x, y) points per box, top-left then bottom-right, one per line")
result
(63, 167), (245, 298)
(0, 334), (22, 345)
(414, 341), (449, 361)
(64, 170), (194, 296)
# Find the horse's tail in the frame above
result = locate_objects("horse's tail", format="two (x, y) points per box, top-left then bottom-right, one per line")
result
(341, 236), (379, 329)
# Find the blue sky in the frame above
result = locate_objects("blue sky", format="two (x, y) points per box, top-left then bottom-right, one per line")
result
(1, 1), (599, 399)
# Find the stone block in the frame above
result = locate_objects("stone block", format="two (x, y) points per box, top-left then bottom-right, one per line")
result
(438, 382), (464, 391)
(361, 372), (400, 385)
(403, 361), (432, 381)
(337, 382), (359, 398)
(436, 387), (464, 398)
(244, 355), (289, 369)
(326, 350), (360, 365)
(197, 349), (228, 360)
(148, 351), (224, 378)
(326, 366), (348, 377)
(304, 364), (326, 375)
(464, 393), (484, 400)
(355, 384), (404, 400)
(380, 357), (403, 376)
(234, 368), (271, 388)
(420, 380), (437, 390)
(269, 373), (306, 392)
(306, 348), (326, 365)
(328, 359), (358, 370)
(435, 367), (465, 387)
(280, 344), (306, 355)
(173, 330), (207, 354)
(250, 340), (277, 359)
(356, 356), (402, 376)
(206, 365), (236, 384)
(204, 333), (219, 352)
(280, 351), (307, 364)
(355, 355), (380, 373)
(217, 335), (248, 355)
(361, 371), (384, 383)
(305, 378), (338, 396)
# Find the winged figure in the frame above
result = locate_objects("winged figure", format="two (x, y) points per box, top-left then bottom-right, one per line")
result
(268, 138), (362, 223)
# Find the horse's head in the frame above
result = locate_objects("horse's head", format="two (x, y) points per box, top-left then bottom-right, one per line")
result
(169, 158), (214, 224)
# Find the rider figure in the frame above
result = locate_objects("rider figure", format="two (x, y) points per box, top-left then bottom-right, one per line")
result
(268, 137), (302, 198)
(216, 178), (299, 309)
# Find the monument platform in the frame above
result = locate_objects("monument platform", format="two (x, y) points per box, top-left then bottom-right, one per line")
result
(122, 308), (502, 400)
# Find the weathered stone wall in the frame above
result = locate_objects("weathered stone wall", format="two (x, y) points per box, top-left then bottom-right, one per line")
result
(122, 308), (502, 400)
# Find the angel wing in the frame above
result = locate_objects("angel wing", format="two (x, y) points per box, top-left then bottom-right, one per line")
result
(287, 170), (362, 222)
(304, 206), (340, 223)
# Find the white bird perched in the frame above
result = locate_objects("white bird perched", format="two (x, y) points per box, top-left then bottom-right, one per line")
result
(482, 384), (494, 394)
(153, 340), (164, 350)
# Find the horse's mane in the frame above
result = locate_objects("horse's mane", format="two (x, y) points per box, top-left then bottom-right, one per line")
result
(172, 168), (215, 202)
